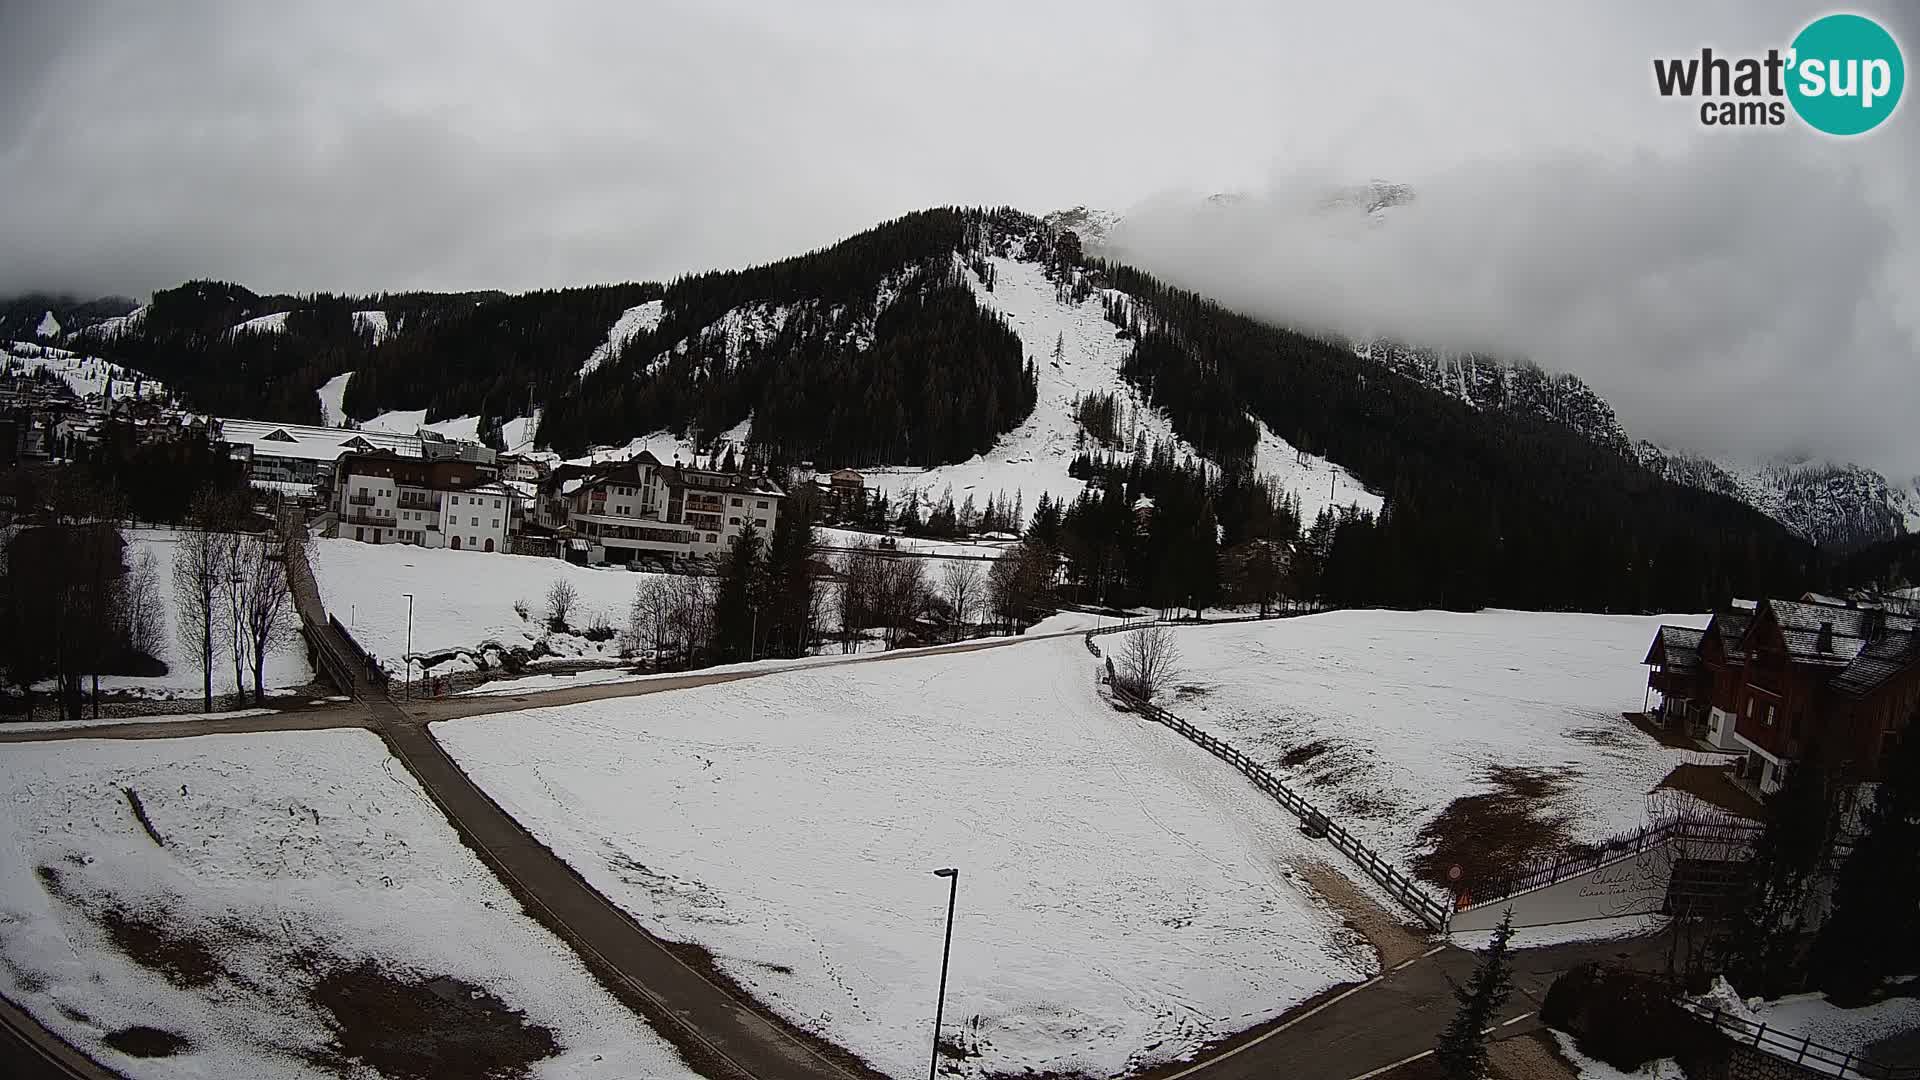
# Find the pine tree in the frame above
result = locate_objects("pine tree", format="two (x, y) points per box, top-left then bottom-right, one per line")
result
(1810, 729), (1920, 1002)
(1435, 910), (1515, 1080)
(712, 520), (764, 662)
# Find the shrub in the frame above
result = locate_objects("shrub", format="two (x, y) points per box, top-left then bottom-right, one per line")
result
(1542, 964), (1721, 1074)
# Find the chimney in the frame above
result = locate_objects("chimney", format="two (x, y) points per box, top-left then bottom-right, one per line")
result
(1866, 608), (1887, 641)
(1816, 621), (1834, 653)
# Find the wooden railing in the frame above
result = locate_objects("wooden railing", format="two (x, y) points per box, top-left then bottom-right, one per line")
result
(1676, 999), (1920, 1079)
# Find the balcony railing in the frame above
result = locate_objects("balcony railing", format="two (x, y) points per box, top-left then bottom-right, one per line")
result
(348, 494), (376, 507)
(398, 496), (442, 511)
(344, 511), (390, 526)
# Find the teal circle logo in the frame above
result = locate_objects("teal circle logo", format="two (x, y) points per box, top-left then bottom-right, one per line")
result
(1787, 13), (1904, 135)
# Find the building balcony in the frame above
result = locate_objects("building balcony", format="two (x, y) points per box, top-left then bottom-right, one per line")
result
(398, 496), (442, 511)
(344, 511), (391, 527)
(348, 493), (377, 507)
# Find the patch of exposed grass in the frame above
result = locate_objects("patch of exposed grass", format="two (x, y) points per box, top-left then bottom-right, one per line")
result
(1412, 765), (1584, 888)
(307, 962), (559, 1080)
(104, 1026), (192, 1058)
(1280, 739), (1334, 768)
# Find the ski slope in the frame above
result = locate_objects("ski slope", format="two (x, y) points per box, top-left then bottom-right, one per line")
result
(578, 299), (664, 379)
(2, 342), (168, 402)
(435, 636), (1373, 1079)
(865, 256), (1377, 525)
(315, 371), (352, 426)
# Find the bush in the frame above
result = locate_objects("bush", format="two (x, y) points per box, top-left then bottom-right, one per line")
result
(513, 598), (530, 621)
(1542, 964), (1721, 1073)
(545, 579), (579, 633)
(582, 613), (616, 643)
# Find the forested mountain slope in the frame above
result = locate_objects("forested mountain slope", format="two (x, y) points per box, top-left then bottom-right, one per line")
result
(13, 207), (1819, 609)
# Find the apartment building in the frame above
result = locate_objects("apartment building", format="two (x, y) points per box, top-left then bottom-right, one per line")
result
(334, 450), (518, 552)
(536, 451), (783, 565)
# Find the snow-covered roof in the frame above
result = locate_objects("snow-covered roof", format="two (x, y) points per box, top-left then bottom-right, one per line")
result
(216, 418), (423, 462)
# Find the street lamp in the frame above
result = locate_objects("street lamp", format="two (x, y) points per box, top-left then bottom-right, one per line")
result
(401, 592), (414, 699)
(928, 867), (959, 1080)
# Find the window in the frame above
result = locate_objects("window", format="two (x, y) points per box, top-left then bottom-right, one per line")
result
(1746, 699), (1754, 719)
(731, 497), (742, 507)
(729, 517), (740, 525)
(1765, 705), (1776, 727)
(706, 533), (717, 544)
(471, 516), (480, 526)
(757, 500), (768, 509)
(493, 499), (501, 508)
(451, 496), (460, 505)
(491, 519), (499, 528)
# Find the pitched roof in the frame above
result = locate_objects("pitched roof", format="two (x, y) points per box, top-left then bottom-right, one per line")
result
(1759, 598), (1918, 668)
(216, 417), (422, 461)
(1706, 607), (1756, 662)
(1830, 628), (1920, 698)
(1644, 625), (1707, 672)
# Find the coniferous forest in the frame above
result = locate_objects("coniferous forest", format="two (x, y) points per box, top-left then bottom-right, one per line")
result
(33, 205), (1821, 613)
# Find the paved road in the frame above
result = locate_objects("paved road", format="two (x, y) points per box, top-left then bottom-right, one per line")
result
(1149, 933), (1668, 1080)
(0, 993), (122, 1080)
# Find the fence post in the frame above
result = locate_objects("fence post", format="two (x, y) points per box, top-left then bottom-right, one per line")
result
(1752, 1022), (1767, 1047)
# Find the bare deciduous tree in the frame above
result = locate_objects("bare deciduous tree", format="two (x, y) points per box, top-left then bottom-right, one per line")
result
(941, 559), (982, 642)
(118, 550), (165, 665)
(236, 535), (297, 703)
(173, 492), (232, 713)
(546, 577), (580, 632)
(627, 576), (674, 661)
(1118, 624), (1180, 701)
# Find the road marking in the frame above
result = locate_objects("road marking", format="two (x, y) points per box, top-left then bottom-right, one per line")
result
(1392, 944), (1449, 971)
(1346, 1048), (1433, 1079)
(1157, 943), (1451, 1079)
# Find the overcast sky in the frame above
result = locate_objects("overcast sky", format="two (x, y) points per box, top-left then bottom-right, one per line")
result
(2, 1), (1914, 472)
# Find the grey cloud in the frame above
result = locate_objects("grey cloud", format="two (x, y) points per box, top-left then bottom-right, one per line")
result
(0, 1), (1912, 475)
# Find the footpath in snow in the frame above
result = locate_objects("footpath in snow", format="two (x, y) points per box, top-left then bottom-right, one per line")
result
(434, 635), (1374, 1080)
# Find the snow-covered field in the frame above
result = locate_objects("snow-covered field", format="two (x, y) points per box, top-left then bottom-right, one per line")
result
(1691, 977), (1920, 1073)
(435, 636), (1374, 1079)
(48, 529), (313, 699)
(1163, 610), (1710, 874)
(816, 526), (1017, 560)
(0, 730), (697, 1079)
(308, 538), (666, 674)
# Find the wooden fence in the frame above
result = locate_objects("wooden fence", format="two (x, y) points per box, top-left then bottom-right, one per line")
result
(1675, 998), (1920, 1079)
(1086, 620), (1451, 931)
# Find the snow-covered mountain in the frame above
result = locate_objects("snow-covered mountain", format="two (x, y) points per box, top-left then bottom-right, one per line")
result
(565, 239), (1379, 526)
(1635, 445), (1918, 550)
(1354, 341), (1633, 453)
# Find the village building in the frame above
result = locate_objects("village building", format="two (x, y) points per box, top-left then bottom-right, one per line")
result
(533, 451), (783, 565)
(1645, 593), (1920, 797)
(332, 449), (517, 552)
(216, 418), (423, 491)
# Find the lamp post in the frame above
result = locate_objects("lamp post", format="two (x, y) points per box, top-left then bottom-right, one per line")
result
(402, 592), (414, 698)
(928, 867), (959, 1080)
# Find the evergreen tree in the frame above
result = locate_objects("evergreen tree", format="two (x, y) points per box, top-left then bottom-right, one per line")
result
(1810, 729), (1920, 1002)
(1435, 910), (1515, 1080)
(712, 520), (764, 662)
(1717, 748), (1839, 998)
(758, 505), (818, 660)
